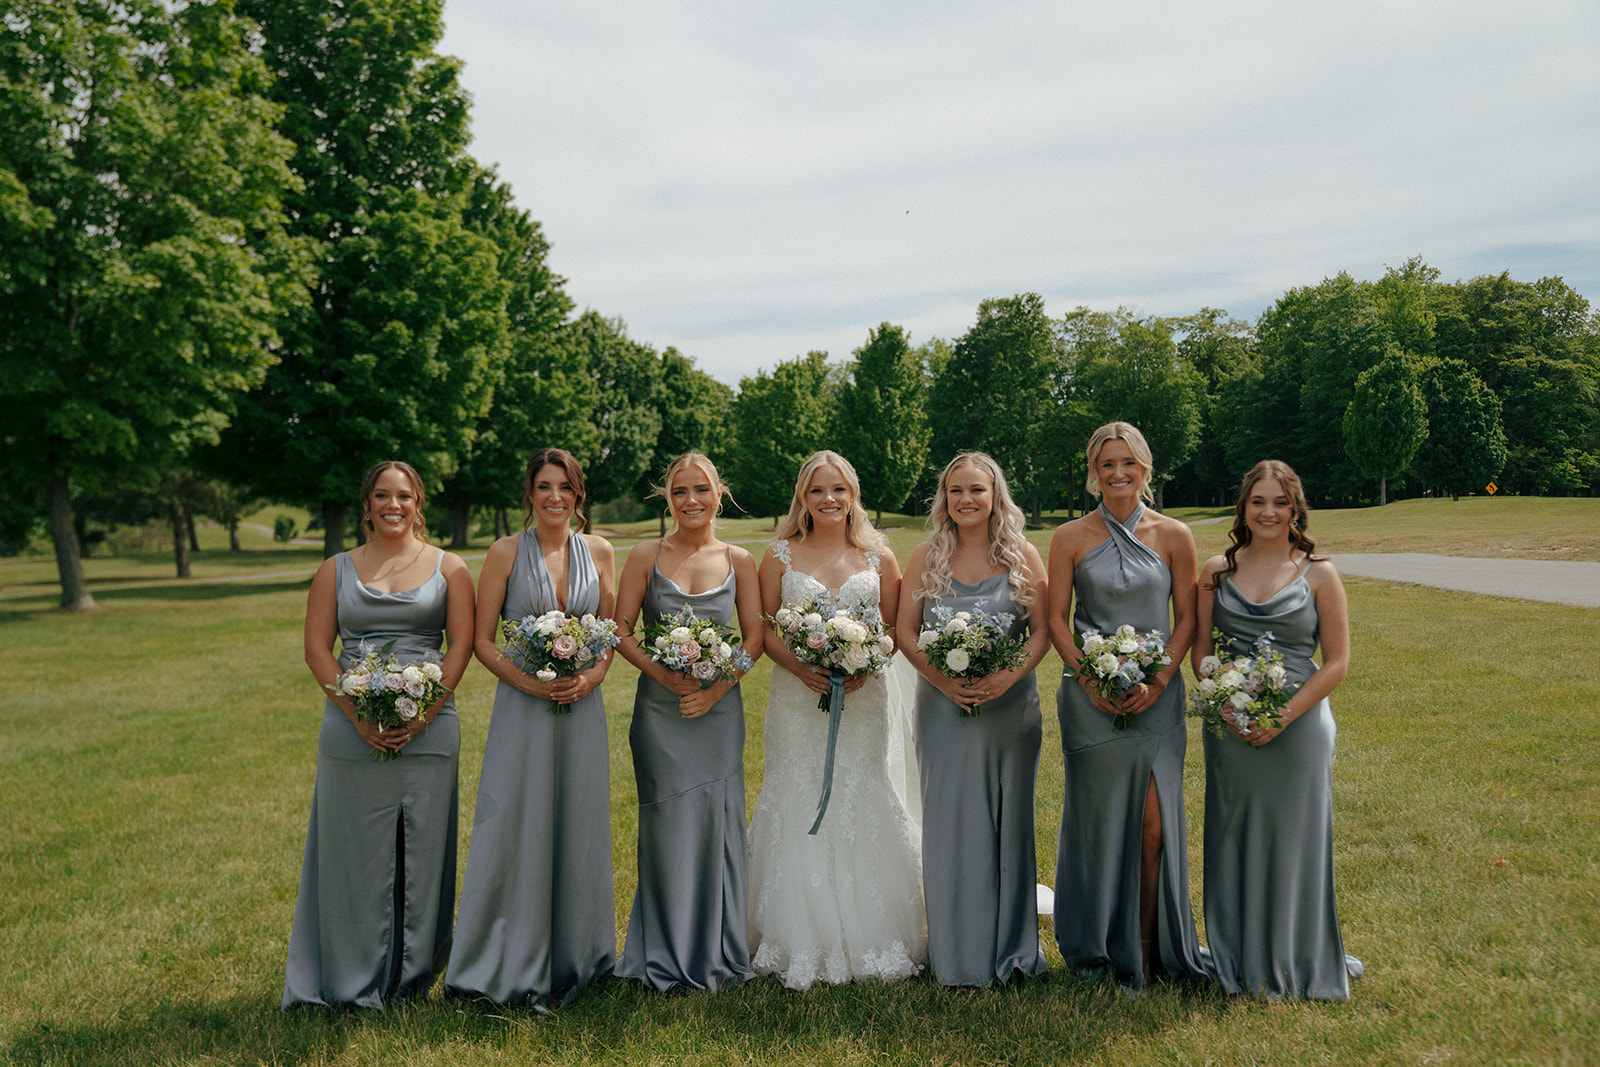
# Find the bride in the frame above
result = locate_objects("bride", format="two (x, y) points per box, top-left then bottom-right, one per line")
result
(747, 450), (927, 990)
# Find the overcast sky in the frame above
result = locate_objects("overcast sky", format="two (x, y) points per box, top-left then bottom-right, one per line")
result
(439, 0), (1600, 386)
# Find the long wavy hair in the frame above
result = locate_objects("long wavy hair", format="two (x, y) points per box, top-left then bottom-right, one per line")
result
(772, 450), (886, 552)
(1214, 459), (1320, 586)
(917, 452), (1036, 610)
(521, 447), (588, 532)
(1084, 421), (1155, 504)
(648, 452), (732, 529)
(359, 460), (429, 542)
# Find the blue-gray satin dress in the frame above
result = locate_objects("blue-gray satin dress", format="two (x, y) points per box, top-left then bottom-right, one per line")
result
(615, 548), (754, 991)
(1203, 566), (1362, 1000)
(445, 531), (615, 1009)
(915, 572), (1046, 987)
(283, 553), (460, 1009)
(1054, 504), (1207, 989)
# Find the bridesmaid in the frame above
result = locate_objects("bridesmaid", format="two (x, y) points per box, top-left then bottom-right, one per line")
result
(897, 452), (1050, 988)
(613, 453), (763, 992)
(445, 448), (618, 1009)
(1193, 460), (1361, 1000)
(1047, 422), (1208, 990)
(284, 461), (475, 1009)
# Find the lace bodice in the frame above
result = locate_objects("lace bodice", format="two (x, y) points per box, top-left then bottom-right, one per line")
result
(770, 539), (883, 611)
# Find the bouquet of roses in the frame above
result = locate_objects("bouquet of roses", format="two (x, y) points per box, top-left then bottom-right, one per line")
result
(641, 604), (754, 685)
(915, 603), (1030, 717)
(328, 640), (450, 761)
(1189, 628), (1294, 739)
(766, 594), (896, 712)
(501, 609), (621, 713)
(1072, 624), (1172, 730)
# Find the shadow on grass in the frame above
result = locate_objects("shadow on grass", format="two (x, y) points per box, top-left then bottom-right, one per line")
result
(0, 579), (312, 625)
(3, 971), (1227, 1066)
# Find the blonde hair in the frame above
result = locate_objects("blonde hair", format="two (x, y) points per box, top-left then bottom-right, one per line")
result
(1084, 421), (1155, 503)
(773, 450), (887, 552)
(918, 452), (1036, 609)
(649, 452), (732, 529)
(360, 460), (429, 542)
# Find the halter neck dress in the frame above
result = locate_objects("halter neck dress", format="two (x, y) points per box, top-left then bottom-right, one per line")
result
(615, 545), (755, 991)
(1053, 504), (1207, 989)
(283, 552), (460, 1009)
(445, 531), (615, 1009)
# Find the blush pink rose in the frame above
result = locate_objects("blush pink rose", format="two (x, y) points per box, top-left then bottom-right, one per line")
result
(552, 634), (579, 659)
(679, 640), (702, 663)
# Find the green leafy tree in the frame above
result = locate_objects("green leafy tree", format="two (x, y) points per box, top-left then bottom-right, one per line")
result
(1342, 347), (1427, 505)
(930, 294), (1063, 522)
(0, 0), (304, 607)
(1412, 359), (1506, 500)
(727, 352), (836, 521)
(639, 349), (734, 531)
(834, 323), (930, 522)
(1166, 309), (1255, 506)
(571, 312), (664, 513)
(220, 0), (509, 555)
(1059, 308), (1206, 510)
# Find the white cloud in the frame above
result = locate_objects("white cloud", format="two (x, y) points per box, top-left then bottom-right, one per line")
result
(442, 0), (1600, 383)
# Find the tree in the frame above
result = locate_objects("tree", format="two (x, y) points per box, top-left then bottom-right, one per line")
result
(727, 352), (836, 521)
(1411, 359), (1506, 500)
(220, 0), (508, 555)
(640, 348), (734, 531)
(1167, 309), (1254, 506)
(930, 295), (1063, 522)
(0, 0), (304, 608)
(571, 312), (664, 513)
(1342, 347), (1427, 505)
(1059, 308), (1206, 510)
(834, 323), (930, 522)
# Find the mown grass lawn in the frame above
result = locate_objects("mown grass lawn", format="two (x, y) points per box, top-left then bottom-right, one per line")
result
(3, 497), (1597, 1065)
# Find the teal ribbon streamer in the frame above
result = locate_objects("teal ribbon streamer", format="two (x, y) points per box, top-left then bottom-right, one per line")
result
(808, 670), (846, 835)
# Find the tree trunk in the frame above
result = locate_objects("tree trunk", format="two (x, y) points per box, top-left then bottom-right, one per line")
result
(48, 473), (97, 611)
(658, 508), (667, 538)
(323, 500), (345, 558)
(1380, 476), (1388, 506)
(186, 510), (200, 553)
(170, 500), (192, 578)
(1154, 481), (1166, 513)
(452, 493), (471, 548)
(228, 520), (241, 552)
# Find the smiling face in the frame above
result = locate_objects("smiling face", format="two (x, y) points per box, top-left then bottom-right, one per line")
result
(669, 464), (719, 529)
(804, 464), (852, 530)
(529, 462), (578, 528)
(1244, 476), (1295, 542)
(943, 462), (995, 530)
(1094, 438), (1148, 501)
(366, 466), (420, 540)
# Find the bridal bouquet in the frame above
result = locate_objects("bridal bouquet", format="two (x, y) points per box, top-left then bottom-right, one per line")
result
(501, 609), (620, 713)
(1189, 628), (1294, 739)
(328, 640), (450, 761)
(641, 604), (754, 685)
(915, 603), (1030, 717)
(767, 594), (895, 711)
(1072, 624), (1172, 730)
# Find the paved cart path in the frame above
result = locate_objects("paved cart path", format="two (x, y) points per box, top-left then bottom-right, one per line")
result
(1329, 553), (1600, 608)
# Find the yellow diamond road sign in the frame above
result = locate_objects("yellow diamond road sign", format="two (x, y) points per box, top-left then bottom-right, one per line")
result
(1485, 482), (1499, 495)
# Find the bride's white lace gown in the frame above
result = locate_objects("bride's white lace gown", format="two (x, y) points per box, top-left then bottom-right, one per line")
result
(746, 540), (927, 990)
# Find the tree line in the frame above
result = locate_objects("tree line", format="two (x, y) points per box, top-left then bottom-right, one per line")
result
(5, 4), (1597, 612)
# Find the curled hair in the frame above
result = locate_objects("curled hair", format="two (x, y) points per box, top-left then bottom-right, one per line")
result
(773, 450), (886, 553)
(918, 452), (1037, 610)
(649, 452), (733, 528)
(1214, 459), (1320, 586)
(521, 447), (588, 532)
(1084, 421), (1155, 504)
(359, 460), (429, 542)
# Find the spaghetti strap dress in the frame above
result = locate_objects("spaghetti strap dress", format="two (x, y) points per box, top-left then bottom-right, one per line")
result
(445, 531), (615, 1009)
(615, 546), (754, 991)
(1053, 504), (1208, 989)
(282, 552), (460, 1009)
(1203, 567), (1362, 1000)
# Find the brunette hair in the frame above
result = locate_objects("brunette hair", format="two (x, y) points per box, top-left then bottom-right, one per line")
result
(918, 452), (1036, 609)
(521, 447), (588, 532)
(359, 460), (428, 542)
(772, 450), (886, 552)
(1084, 421), (1155, 504)
(1216, 459), (1320, 584)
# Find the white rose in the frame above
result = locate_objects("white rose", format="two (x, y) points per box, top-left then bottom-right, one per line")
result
(1116, 637), (1139, 654)
(699, 628), (717, 645)
(775, 607), (796, 627)
(918, 629), (939, 650)
(944, 647), (971, 674)
(1228, 691), (1253, 710)
(953, 612), (972, 623)
(838, 619), (869, 644)
(801, 612), (824, 630)
(668, 626), (692, 644)
(1199, 655), (1222, 677)
(946, 617), (968, 633)
(1197, 677), (1218, 697)
(654, 635), (670, 650)
(1115, 624), (1136, 638)
(842, 643), (870, 671)
(535, 610), (565, 635)
(1219, 669), (1246, 689)
(421, 662), (443, 681)
(878, 634), (895, 657)
(402, 665), (425, 684)
(1266, 664), (1288, 687)
(719, 642), (733, 659)
(1094, 652), (1120, 675)
(535, 668), (558, 682)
